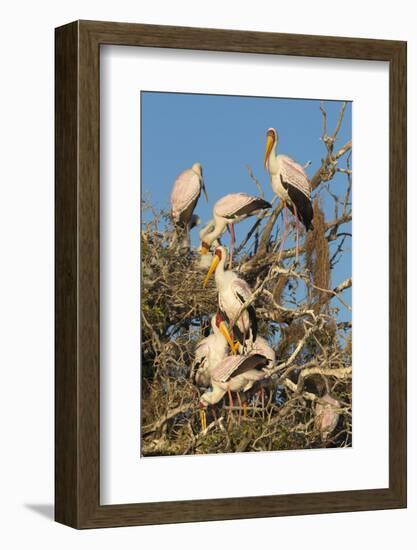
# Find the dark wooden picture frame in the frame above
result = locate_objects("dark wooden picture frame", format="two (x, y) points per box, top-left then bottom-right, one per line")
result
(55, 20), (407, 529)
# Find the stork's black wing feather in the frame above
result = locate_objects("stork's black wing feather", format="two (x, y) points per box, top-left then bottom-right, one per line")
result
(248, 305), (258, 341)
(223, 198), (271, 220)
(280, 175), (314, 231)
(176, 194), (200, 226)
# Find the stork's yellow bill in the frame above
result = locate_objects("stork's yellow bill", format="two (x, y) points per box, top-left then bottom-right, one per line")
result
(203, 253), (220, 288)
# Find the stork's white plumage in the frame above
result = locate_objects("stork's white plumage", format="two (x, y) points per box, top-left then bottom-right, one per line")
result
(264, 128), (313, 261)
(200, 192), (271, 266)
(203, 246), (257, 350)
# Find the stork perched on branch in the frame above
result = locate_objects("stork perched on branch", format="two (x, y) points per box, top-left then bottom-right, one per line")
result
(170, 162), (208, 250)
(199, 192), (271, 266)
(264, 128), (313, 262)
(203, 246), (257, 352)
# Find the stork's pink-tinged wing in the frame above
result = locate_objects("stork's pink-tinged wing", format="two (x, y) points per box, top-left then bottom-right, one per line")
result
(212, 354), (269, 382)
(211, 356), (245, 382)
(279, 155), (311, 198)
(214, 193), (256, 217)
(170, 169), (201, 220)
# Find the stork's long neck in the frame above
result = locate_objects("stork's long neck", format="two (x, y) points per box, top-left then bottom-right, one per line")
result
(267, 141), (278, 174)
(204, 218), (227, 247)
(214, 256), (227, 289)
(201, 385), (225, 406)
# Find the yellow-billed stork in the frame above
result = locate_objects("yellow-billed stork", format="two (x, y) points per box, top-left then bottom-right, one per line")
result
(200, 192), (271, 266)
(170, 163), (208, 248)
(203, 246), (257, 351)
(264, 128), (313, 262)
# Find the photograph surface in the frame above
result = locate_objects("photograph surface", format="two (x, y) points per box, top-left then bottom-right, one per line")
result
(141, 91), (352, 457)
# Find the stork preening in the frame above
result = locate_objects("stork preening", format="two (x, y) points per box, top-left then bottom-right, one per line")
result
(203, 246), (257, 351)
(264, 128), (313, 262)
(170, 162), (208, 250)
(199, 354), (272, 428)
(200, 192), (271, 267)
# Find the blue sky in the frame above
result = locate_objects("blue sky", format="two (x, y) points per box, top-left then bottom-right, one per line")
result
(141, 92), (352, 322)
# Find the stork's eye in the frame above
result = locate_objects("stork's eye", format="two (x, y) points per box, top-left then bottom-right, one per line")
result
(215, 248), (222, 259)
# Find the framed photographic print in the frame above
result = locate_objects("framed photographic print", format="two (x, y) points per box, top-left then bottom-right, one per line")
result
(55, 20), (406, 528)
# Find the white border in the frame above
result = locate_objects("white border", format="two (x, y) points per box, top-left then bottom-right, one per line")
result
(100, 45), (389, 505)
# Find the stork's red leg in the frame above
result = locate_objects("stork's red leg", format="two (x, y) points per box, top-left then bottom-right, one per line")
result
(278, 201), (289, 261)
(293, 205), (300, 263)
(227, 388), (234, 409)
(236, 392), (243, 423)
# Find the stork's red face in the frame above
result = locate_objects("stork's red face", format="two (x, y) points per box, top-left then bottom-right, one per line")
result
(264, 128), (277, 168)
(215, 311), (225, 327)
(199, 241), (210, 255)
